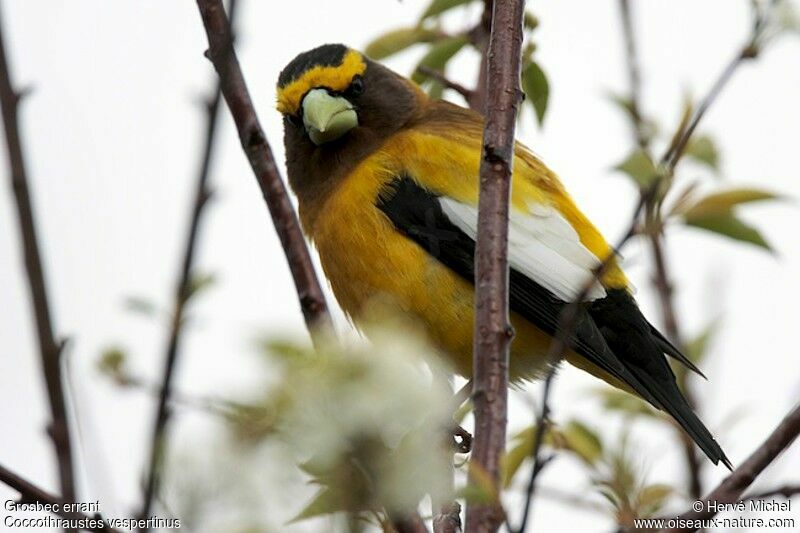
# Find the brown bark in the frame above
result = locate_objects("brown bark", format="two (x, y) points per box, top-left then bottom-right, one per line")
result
(660, 403), (800, 533)
(0, 463), (118, 533)
(0, 4), (77, 513)
(194, 0), (333, 343)
(465, 0), (526, 531)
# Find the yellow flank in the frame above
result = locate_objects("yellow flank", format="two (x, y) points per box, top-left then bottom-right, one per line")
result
(304, 126), (629, 380)
(277, 50), (366, 115)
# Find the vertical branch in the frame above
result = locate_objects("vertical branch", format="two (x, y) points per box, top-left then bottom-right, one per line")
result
(138, 1), (240, 523)
(467, 0), (494, 112)
(194, 0), (333, 342)
(465, 1), (526, 532)
(0, 3), (77, 506)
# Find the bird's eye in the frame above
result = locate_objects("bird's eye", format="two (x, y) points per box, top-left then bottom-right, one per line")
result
(349, 75), (365, 96)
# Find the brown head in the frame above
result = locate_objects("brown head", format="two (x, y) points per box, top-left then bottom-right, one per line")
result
(277, 44), (426, 216)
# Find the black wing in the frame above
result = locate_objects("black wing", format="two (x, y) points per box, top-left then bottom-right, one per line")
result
(376, 175), (730, 468)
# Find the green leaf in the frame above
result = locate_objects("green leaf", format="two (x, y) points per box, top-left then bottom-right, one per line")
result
(674, 319), (719, 387)
(685, 320), (719, 365)
(289, 488), (349, 523)
(412, 36), (468, 84)
(614, 149), (659, 187)
(637, 484), (673, 516)
(502, 426), (536, 487)
(595, 388), (659, 419)
(454, 483), (494, 505)
(364, 28), (440, 60)
(97, 346), (126, 376)
(684, 135), (720, 172)
(419, 0), (473, 21)
(522, 60), (549, 125)
(186, 272), (217, 300)
(124, 296), (157, 316)
(426, 79), (445, 100)
(682, 188), (780, 219)
(524, 11), (540, 31)
(560, 420), (603, 465)
(607, 91), (635, 117)
(685, 212), (772, 251)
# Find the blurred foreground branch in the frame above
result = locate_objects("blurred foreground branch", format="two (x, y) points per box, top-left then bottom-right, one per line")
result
(194, 0), (333, 343)
(0, 464), (119, 533)
(138, 0), (238, 525)
(138, 1), (239, 524)
(0, 3), (76, 505)
(465, 0), (526, 531)
(661, 403), (800, 533)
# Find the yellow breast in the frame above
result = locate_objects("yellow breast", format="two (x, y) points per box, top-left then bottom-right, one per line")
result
(304, 133), (571, 379)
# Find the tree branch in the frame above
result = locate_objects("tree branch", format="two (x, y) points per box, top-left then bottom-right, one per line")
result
(416, 66), (474, 101)
(660, 403), (800, 533)
(392, 512), (431, 533)
(467, 0), (495, 112)
(433, 502), (462, 533)
(0, 3), (77, 506)
(137, 1), (239, 524)
(618, 0), (650, 153)
(740, 484), (800, 502)
(464, 1), (526, 531)
(0, 464), (119, 533)
(193, 0), (333, 344)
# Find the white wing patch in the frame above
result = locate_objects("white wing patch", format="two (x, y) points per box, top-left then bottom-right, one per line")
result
(439, 198), (606, 301)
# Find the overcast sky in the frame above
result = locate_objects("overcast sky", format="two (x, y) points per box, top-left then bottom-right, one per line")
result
(1, 0), (799, 531)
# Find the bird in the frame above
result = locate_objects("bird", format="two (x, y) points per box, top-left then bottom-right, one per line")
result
(275, 43), (731, 468)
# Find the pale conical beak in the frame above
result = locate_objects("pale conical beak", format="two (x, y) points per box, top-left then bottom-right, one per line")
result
(302, 88), (358, 145)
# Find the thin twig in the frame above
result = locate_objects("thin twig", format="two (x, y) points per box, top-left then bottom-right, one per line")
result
(392, 512), (431, 533)
(659, 403), (800, 533)
(0, 463), (119, 533)
(660, 6), (766, 172)
(465, 0), (526, 531)
(0, 4), (77, 507)
(512, 191), (650, 533)
(194, 0), (333, 342)
(467, 0), (495, 112)
(643, 5), (771, 501)
(138, 1), (239, 524)
(618, 0), (650, 153)
(416, 66), (474, 101)
(433, 502), (462, 533)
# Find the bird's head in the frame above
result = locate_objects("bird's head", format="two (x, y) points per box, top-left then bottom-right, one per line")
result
(277, 45), (426, 213)
(277, 44), (422, 147)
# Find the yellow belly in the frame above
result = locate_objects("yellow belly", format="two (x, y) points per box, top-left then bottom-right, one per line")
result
(308, 167), (556, 380)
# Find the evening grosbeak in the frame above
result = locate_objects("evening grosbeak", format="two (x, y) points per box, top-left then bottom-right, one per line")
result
(276, 44), (731, 468)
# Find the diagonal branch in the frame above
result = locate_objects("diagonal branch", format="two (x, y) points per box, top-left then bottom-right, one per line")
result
(194, 0), (333, 344)
(465, 0), (526, 531)
(0, 463), (119, 533)
(512, 189), (651, 533)
(0, 4), (77, 505)
(138, 1), (239, 523)
(660, 403), (800, 533)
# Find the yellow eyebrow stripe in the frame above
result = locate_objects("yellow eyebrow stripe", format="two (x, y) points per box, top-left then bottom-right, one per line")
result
(276, 49), (366, 115)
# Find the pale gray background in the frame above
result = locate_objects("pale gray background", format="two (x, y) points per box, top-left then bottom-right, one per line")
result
(1, 0), (799, 531)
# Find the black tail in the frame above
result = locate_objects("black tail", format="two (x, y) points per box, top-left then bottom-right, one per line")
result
(588, 289), (732, 469)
